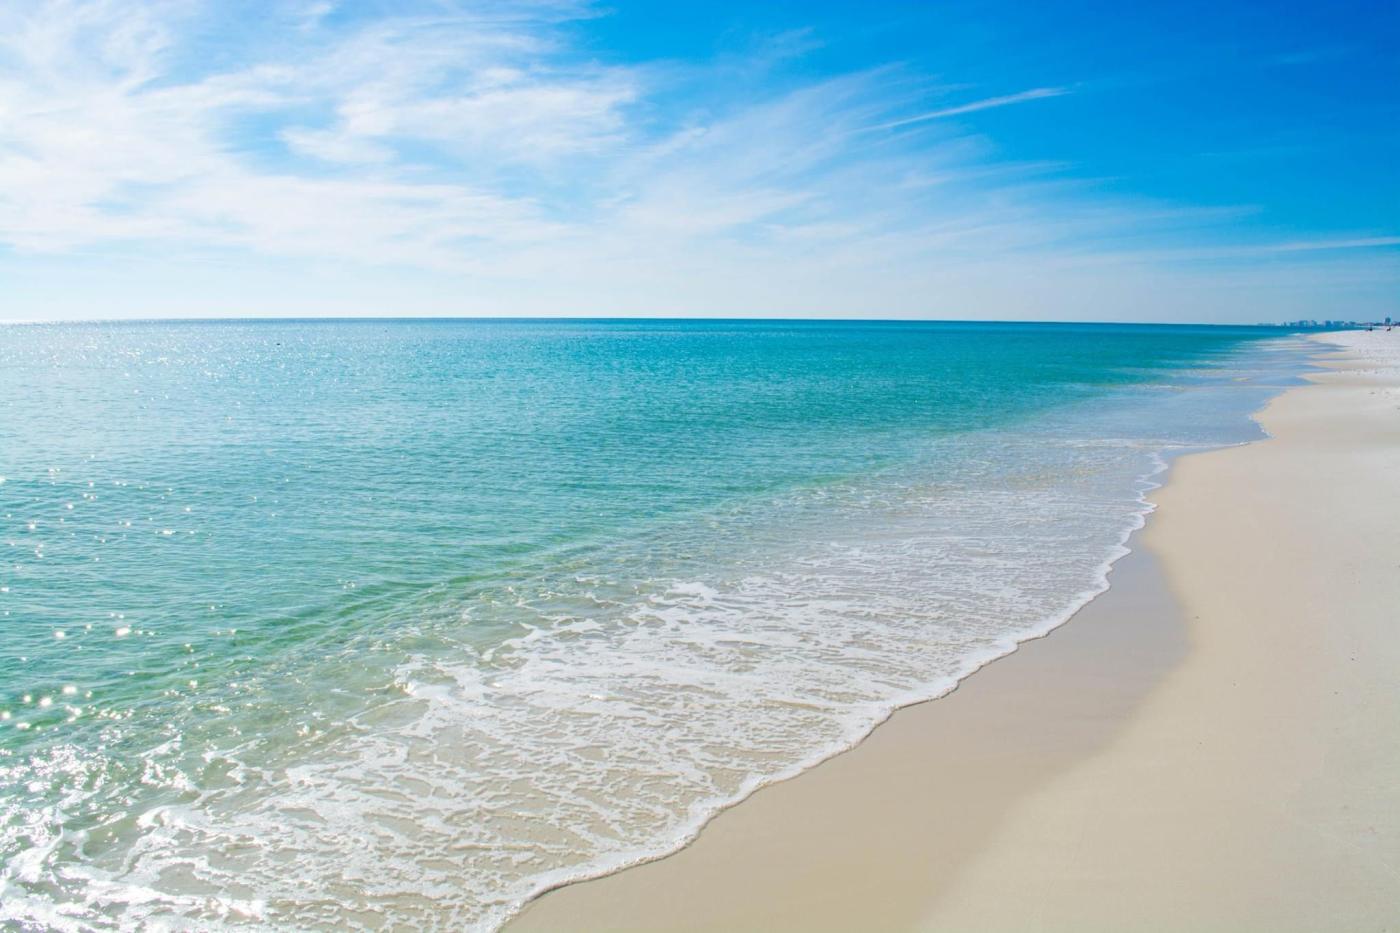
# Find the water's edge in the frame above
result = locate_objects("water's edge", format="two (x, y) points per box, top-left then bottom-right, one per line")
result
(497, 338), (1329, 931)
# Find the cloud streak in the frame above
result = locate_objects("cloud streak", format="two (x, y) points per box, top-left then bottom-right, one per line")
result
(1253, 236), (1400, 253)
(868, 87), (1069, 132)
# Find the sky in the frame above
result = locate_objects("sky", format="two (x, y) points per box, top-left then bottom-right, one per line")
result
(0, 0), (1397, 323)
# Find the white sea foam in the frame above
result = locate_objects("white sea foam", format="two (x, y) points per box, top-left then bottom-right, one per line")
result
(0, 439), (1193, 929)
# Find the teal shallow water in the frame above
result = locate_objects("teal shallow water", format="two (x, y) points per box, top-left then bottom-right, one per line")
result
(0, 320), (1309, 929)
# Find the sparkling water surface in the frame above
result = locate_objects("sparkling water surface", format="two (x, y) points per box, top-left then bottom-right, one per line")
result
(0, 320), (1310, 929)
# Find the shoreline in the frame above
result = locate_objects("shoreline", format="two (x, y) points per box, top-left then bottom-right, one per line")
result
(487, 336), (1284, 928)
(510, 331), (1400, 931)
(497, 375), (1214, 927)
(510, 535), (1191, 932)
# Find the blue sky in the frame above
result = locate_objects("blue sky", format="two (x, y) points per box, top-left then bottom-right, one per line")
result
(1, 0), (1396, 322)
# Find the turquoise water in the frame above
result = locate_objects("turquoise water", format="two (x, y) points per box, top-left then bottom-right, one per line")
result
(0, 320), (1308, 929)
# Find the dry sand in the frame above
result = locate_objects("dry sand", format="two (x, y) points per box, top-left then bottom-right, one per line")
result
(509, 331), (1400, 932)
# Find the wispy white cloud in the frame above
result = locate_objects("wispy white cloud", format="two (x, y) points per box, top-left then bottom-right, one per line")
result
(1090, 236), (1400, 267)
(868, 87), (1069, 132)
(0, 0), (1394, 322)
(1247, 236), (1400, 253)
(0, 0), (628, 261)
(0, 2), (1067, 269)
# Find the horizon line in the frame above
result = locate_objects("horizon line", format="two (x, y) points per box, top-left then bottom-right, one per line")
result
(0, 313), (1347, 328)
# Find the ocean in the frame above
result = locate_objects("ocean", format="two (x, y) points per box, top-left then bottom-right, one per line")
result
(0, 319), (1310, 929)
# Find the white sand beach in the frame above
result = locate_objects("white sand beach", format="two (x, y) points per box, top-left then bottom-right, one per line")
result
(511, 330), (1400, 931)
